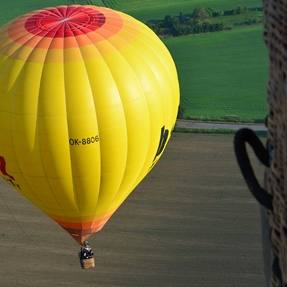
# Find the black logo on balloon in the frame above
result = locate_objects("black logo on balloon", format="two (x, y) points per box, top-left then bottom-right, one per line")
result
(0, 156), (21, 190)
(153, 126), (169, 163)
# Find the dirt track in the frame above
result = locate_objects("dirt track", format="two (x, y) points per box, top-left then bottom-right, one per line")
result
(0, 133), (265, 287)
(176, 119), (267, 132)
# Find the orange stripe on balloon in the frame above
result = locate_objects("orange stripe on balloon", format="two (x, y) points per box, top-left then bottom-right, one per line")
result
(50, 212), (114, 244)
(0, 6), (141, 63)
(7, 5), (124, 50)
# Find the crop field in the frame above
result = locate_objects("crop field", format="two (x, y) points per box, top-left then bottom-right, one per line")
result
(0, 133), (265, 286)
(165, 25), (268, 121)
(101, 0), (262, 20)
(0, 0), (262, 24)
(0, 0), (267, 122)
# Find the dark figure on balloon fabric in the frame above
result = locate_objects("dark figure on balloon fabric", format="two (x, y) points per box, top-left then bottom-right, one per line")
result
(79, 241), (95, 269)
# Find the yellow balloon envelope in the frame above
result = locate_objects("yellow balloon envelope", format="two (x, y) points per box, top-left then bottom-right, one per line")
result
(0, 5), (180, 243)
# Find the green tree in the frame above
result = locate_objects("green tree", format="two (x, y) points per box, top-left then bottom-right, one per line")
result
(235, 6), (247, 14)
(179, 12), (185, 24)
(192, 8), (211, 20)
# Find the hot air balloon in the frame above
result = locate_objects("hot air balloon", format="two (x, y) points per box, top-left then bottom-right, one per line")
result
(0, 5), (180, 268)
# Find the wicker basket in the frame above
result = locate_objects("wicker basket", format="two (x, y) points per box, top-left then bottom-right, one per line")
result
(80, 257), (95, 269)
(264, 0), (287, 285)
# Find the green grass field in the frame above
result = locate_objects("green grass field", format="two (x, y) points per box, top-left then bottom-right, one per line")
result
(0, 0), (267, 122)
(165, 25), (268, 121)
(0, 0), (262, 24)
(104, 0), (262, 21)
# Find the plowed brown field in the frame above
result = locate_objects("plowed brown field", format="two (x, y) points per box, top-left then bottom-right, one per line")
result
(0, 133), (265, 287)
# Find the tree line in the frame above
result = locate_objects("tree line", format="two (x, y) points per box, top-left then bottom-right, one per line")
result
(147, 6), (263, 37)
